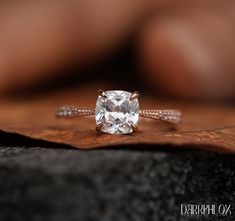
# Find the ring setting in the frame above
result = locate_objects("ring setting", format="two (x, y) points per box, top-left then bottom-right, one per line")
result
(56, 90), (181, 135)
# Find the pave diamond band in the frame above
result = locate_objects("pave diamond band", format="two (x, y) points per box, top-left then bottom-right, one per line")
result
(139, 109), (181, 124)
(56, 106), (95, 117)
(56, 106), (181, 124)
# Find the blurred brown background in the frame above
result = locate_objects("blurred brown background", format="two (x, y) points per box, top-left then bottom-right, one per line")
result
(0, 0), (235, 101)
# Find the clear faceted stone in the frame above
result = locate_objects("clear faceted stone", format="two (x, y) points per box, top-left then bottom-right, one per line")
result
(95, 90), (139, 134)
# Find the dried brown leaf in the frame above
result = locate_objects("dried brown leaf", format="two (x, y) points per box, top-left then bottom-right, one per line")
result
(0, 85), (234, 151)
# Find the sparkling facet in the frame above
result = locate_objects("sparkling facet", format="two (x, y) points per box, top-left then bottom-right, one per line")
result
(95, 90), (139, 134)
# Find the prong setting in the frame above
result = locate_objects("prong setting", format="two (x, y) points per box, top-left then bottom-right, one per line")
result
(96, 123), (104, 131)
(130, 91), (140, 101)
(97, 89), (107, 98)
(131, 124), (138, 132)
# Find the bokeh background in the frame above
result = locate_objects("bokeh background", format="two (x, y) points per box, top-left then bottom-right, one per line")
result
(1, 0), (235, 101)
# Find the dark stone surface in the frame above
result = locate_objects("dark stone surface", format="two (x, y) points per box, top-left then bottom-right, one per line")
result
(0, 133), (234, 221)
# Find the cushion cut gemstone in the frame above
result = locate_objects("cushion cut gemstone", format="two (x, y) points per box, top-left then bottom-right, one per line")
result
(95, 90), (139, 134)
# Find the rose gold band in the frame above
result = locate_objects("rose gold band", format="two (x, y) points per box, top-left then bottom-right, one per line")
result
(56, 106), (181, 124)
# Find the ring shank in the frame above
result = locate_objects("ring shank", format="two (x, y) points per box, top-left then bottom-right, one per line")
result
(56, 106), (95, 117)
(139, 110), (181, 124)
(56, 106), (181, 124)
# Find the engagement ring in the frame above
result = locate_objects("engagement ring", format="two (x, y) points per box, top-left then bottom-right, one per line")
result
(56, 90), (182, 134)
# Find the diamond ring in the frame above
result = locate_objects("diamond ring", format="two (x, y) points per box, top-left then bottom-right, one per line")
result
(56, 90), (182, 134)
